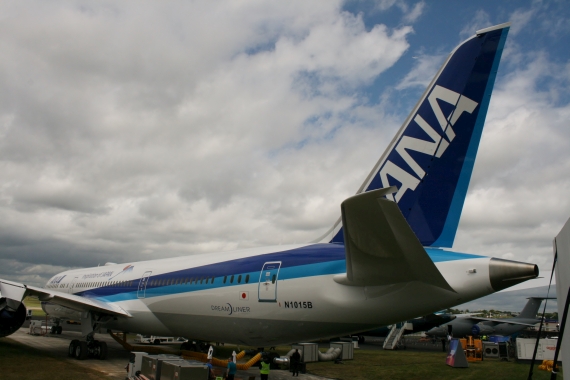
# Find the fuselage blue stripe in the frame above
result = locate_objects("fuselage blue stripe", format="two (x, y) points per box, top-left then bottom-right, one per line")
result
(71, 245), (485, 303)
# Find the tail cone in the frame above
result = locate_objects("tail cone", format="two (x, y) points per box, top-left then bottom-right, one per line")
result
(489, 258), (539, 291)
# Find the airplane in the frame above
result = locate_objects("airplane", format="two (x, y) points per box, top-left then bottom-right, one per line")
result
(0, 22), (539, 361)
(426, 297), (554, 337)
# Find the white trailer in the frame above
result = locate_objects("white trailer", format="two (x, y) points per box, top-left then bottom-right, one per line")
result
(516, 338), (561, 361)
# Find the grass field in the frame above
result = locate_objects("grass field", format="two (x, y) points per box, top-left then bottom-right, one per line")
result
(22, 296), (46, 317)
(0, 338), (107, 380)
(305, 349), (561, 380)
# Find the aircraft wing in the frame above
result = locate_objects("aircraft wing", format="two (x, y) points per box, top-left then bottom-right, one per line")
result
(334, 187), (454, 291)
(468, 317), (536, 327)
(0, 278), (131, 317)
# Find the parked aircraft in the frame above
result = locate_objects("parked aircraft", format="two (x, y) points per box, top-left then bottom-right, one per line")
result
(426, 297), (553, 337)
(0, 22), (538, 361)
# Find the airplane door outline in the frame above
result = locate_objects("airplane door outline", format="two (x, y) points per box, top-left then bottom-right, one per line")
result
(138, 271), (152, 299)
(258, 262), (281, 302)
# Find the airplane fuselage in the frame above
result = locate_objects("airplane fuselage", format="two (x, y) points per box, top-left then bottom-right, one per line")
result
(43, 244), (499, 345)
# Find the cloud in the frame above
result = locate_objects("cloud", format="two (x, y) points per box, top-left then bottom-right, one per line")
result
(459, 10), (492, 41)
(395, 52), (445, 90)
(402, 2), (425, 23)
(366, 0), (424, 24)
(0, 1), (412, 286)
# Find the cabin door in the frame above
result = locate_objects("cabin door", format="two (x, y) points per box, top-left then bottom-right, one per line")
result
(137, 271), (152, 299)
(258, 262), (281, 302)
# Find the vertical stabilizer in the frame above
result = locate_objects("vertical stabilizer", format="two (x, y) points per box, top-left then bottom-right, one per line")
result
(518, 297), (549, 319)
(320, 23), (510, 247)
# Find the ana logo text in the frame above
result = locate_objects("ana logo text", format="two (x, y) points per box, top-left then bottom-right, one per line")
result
(379, 85), (478, 202)
(49, 275), (66, 284)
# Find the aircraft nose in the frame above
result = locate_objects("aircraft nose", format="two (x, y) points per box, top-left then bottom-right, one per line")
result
(489, 258), (539, 291)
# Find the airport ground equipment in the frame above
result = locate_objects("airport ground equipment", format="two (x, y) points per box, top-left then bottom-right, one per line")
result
(140, 354), (186, 380)
(292, 343), (319, 363)
(278, 344), (343, 366)
(351, 336), (359, 349)
(28, 319), (52, 335)
(460, 336), (483, 362)
(483, 341), (500, 358)
(383, 322), (412, 349)
(330, 341), (353, 360)
(160, 360), (209, 380)
(127, 351), (148, 379)
(516, 338), (561, 361)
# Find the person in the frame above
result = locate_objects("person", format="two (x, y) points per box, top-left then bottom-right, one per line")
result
(290, 349), (301, 376)
(226, 356), (237, 380)
(206, 359), (214, 379)
(259, 356), (270, 380)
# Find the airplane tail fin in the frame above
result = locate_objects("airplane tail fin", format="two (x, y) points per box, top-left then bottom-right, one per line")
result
(319, 23), (510, 247)
(518, 297), (555, 319)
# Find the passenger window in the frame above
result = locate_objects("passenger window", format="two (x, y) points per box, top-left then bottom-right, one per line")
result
(230, 275), (234, 283)
(211, 276), (215, 284)
(272, 274), (276, 284)
(223, 276), (227, 284)
(245, 274), (250, 283)
(200, 277), (204, 284)
(238, 275), (242, 283)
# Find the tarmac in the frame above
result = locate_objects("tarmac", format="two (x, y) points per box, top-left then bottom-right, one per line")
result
(7, 325), (331, 380)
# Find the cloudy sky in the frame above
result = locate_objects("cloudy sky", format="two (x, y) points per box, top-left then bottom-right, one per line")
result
(1, 1), (568, 313)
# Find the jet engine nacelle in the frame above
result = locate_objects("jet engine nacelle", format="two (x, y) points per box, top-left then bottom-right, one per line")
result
(471, 323), (494, 337)
(0, 298), (27, 337)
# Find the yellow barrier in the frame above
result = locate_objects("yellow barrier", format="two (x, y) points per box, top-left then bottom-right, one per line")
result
(181, 350), (261, 370)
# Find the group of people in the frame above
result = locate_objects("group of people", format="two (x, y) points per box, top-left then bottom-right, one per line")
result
(206, 348), (302, 379)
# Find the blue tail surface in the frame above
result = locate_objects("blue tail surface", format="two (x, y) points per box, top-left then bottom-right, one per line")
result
(322, 23), (510, 247)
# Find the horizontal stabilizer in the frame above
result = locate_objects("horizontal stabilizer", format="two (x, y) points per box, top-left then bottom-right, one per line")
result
(334, 187), (454, 291)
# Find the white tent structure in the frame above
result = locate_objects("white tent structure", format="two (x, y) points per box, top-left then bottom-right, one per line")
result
(554, 219), (570, 380)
